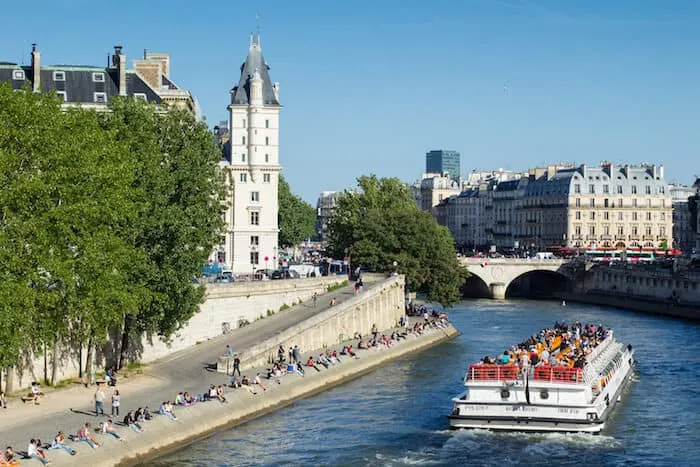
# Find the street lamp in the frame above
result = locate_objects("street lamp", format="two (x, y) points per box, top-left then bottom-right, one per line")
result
(393, 260), (398, 275)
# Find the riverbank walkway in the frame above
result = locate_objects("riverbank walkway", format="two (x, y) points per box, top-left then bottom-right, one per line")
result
(0, 280), (457, 466)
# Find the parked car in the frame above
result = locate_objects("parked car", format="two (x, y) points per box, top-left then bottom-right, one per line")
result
(271, 269), (300, 280)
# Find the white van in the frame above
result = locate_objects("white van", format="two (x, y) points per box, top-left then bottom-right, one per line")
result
(534, 252), (555, 260)
(288, 264), (321, 278)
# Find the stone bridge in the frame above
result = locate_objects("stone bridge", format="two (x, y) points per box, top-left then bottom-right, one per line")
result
(459, 257), (581, 299)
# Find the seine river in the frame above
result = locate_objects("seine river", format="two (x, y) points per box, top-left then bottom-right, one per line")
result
(152, 300), (700, 467)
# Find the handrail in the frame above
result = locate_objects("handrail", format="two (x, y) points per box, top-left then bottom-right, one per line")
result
(465, 363), (584, 384)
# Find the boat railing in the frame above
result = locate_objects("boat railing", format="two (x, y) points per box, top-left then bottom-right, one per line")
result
(584, 330), (613, 363)
(465, 364), (583, 384)
(532, 365), (584, 384)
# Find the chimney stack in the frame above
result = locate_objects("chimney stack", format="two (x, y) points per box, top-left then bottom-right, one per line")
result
(659, 164), (665, 180)
(31, 43), (40, 92)
(112, 45), (127, 96)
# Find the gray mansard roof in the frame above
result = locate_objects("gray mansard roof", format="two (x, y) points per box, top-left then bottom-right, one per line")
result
(0, 63), (161, 104)
(230, 33), (280, 106)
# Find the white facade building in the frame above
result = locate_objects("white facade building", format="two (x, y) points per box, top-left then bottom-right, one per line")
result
(218, 33), (282, 274)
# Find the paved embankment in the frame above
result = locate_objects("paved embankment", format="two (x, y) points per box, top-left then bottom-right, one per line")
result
(9, 323), (458, 467)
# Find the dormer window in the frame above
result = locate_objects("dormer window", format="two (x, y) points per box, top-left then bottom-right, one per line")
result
(53, 71), (65, 81)
(133, 93), (147, 102)
(94, 92), (107, 103)
(56, 91), (67, 102)
(12, 70), (25, 80)
(92, 72), (105, 82)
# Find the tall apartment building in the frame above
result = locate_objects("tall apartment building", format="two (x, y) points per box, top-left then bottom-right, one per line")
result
(436, 163), (673, 252)
(417, 173), (461, 212)
(315, 191), (341, 244)
(668, 184), (697, 254)
(426, 150), (461, 183)
(217, 33), (282, 274)
(0, 44), (194, 112)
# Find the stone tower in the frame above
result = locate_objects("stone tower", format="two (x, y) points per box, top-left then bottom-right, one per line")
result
(225, 32), (282, 274)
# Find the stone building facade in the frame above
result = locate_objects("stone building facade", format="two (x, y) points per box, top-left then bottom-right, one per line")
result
(436, 163), (673, 252)
(0, 44), (194, 113)
(218, 33), (282, 274)
(668, 184), (696, 254)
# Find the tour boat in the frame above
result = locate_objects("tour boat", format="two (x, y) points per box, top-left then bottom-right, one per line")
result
(448, 325), (635, 433)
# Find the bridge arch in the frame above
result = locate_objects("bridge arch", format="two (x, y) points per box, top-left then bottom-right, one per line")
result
(505, 270), (572, 299)
(461, 273), (490, 298)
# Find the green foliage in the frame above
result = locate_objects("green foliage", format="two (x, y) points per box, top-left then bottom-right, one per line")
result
(0, 84), (225, 372)
(279, 303), (290, 312)
(278, 175), (316, 247)
(326, 280), (348, 292)
(327, 175), (468, 307)
(659, 238), (669, 250)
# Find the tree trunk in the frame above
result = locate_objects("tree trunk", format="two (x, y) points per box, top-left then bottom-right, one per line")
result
(78, 342), (83, 378)
(43, 344), (48, 386)
(5, 367), (14, 393)
(84, 339), (93, 382)
(50, 336), (58, 386)
(118, 315), (132, 370)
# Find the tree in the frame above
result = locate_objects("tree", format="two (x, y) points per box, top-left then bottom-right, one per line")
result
(327, 175), (468, 306)
(278, 174), (316, 247)
(104, 98), (226, 367)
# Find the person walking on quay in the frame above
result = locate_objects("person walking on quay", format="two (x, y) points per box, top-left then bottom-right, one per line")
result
(232, 354), (241, 377)
(111, 389), (120, 417)
(94, 385), (105, 416)
(312, 292), (318, 308)
(226, 345), (234, 375)
(292, 345), (301, 365)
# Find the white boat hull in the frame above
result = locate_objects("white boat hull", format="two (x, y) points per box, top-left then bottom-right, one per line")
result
(449, 347), (634, 434)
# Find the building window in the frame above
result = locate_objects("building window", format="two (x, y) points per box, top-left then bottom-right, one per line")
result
(632, 226), (638, 235)
(589, 226), (595, 236)
(92, 72), (105, 82)
(660, 186), (665, 194)
(589, 199), (595, 207)
(242, 136), (246, 145)
(632, 212), (638, 221)
(604, 226), (610, 235)
(263, 173), (270, 183)
(646, 212), (652, 221)
(661, 213), (666, 221)
(241, 153), (246, 162)
(589, 184), (595, 194)
(265, 119), (269, 128)
(265, 136), (269, 145)
(242, 119), (246, 128)
(265, 153), (269, 163)
(12, 69), (25, 80)
(574, 184), (581, 194)
(55, 91), (67, 102)
(93, 92), (107, 103)
(631, 185), (637, 194)
(633, 199), (638, 208)
(660, 227), (666, 236)
(603, 185), (609, 194)
(575, 226), (581, 235)
(662, 199), (666, 208)
(240, 173), (247, 183)
(617, 185), (623, 194)
(133, 93), (147, 101)
(250, 211), (259, 225)
(251, 191), (259, 202)
(250, 235), (259, 246)
(646, 226), (652, 235)
(590, 212), (596, 220)
(645, 186), (651, 194)
(53, 71), (66, 81)
(618, 226), (624, 235)
(618, 212), (623, 221)
(604, 198), (609, 208)
(250, 251), (259, 265)
(575, 211), (581, 220)
(604, 212), (609, 220)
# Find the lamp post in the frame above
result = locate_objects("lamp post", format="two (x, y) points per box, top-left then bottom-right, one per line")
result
(393, 260), (398, 275)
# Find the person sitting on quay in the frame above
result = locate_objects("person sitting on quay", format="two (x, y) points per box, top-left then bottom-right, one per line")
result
(76, 423), (101, 449)
(0, 446), (18, 466)
(304, 357), (321, 372)
(136, 407), (152, 422)
(252, 374), (267, 392)
(105, 367), (118, 387)
(329, 297), (337, 306)
(50, 431), (76, 456)
(175, 392), (186, 406)
(240, 376), (258, 395)
(215, 385), (227, 402)
(329, 350), (341, 364)
(159, 401), (177, 421)
(295, 361), (306, 377)
(27, 439), (49, 465)
(229, 376), (242, 388)
(99, 419), (124, 441)
(124, 411), (144, 433)
(21, 382), (44, 405)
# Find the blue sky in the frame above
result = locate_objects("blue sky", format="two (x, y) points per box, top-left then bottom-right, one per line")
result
(2, 0), (699, 203)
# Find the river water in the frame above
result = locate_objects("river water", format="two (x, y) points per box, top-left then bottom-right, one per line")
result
(152, 300), (700, 467)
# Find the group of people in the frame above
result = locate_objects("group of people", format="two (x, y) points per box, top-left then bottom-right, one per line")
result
(477, 320), (610, 371)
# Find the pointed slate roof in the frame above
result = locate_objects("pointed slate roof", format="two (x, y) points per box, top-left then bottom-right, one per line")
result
(231, 33), (280, 106)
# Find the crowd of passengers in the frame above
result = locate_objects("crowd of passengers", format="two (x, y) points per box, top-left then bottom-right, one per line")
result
(477, 321), (610, 370)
